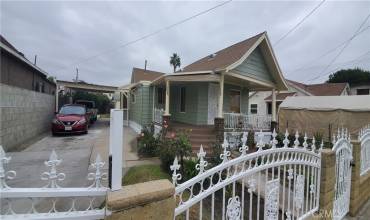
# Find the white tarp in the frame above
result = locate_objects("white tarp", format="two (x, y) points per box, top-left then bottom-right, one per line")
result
(280, 95), (370, 112)
(278, 95), (370, 140)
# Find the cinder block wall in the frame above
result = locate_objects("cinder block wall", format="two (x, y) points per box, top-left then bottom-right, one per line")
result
(0, 83), (55, 151)
(349, 141), (370, 216)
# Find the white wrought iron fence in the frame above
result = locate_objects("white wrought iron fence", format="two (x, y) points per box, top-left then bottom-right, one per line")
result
(154, 108), (164, 125)
(224, 113), (272, 131)
(359, 124), (370, 176)
(171, 129), (322, 220)
(0, 146), (109, 219)
(331, 128), (352, 220)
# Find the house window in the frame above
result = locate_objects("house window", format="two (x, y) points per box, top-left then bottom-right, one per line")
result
(131, 92), (136, 104)
(180, 87), (186, 113)
(157, 87), (164, 105)
(267, 103), (272, 115)
(357, 89), (369, 95)
(250, 104), (258, 114)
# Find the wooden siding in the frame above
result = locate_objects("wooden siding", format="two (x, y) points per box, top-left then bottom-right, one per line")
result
(223, 84), (249, 114)
(129, 85), (153, 127)
(232, 47), (274, 84)
(170, 83), (208, 125)
(1, 49), (56, 94)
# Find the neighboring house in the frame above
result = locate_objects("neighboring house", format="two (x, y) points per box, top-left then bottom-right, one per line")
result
(118, 32), (288, 150)
(0, 35), (56, 151)
(350, 83), (370, 95)
(248, 79), (350, 121)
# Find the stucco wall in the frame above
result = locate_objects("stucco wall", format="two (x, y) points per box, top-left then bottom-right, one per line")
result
(0, 83), (55, 151)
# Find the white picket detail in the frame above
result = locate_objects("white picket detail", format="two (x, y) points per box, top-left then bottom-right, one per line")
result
(224, 113), (271, 131)
(0, 146), (109, 219)
(359, 124), (370, 176)
(171, 129), (322, 219)
(332, 128), (352, 220)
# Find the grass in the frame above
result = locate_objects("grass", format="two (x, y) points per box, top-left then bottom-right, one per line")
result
(122, 164), (170, 186)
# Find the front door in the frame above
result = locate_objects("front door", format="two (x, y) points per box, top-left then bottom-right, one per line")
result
(229, 90), (241, 113)
(208, 83), (219, 124)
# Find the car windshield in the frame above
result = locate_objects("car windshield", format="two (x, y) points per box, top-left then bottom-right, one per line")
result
(59, 106), (86, 115)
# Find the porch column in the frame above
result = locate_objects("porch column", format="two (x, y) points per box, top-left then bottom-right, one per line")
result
(218, 73), (224, 118)
(165, 80), (170, 116)
(163, 80), (171, 132)
(271, 88), (277, 131)
(215, 73), (225, 145)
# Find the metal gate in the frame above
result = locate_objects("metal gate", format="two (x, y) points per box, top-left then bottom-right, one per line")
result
(332, 128), (352, 220)
(171, 130), (322, 220)
(0, 147), (109, 219)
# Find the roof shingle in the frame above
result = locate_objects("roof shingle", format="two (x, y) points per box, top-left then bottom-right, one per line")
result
(183, 32), (265, 72)
(131, 67), (165, 83)
(287, 80), (348, 96)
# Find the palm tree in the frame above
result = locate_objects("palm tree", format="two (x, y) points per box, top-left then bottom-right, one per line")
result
(170, 53), (181, 73)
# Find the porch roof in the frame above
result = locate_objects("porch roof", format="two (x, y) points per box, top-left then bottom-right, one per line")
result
(151, 71), (278, 91)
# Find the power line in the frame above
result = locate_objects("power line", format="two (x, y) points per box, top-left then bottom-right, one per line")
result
(286, 25), (370, 74)
(305, 50), (370, 83)
(307, 12), (370, 82)
(273, 0), (326, 46)
(53, 0), (232, 73)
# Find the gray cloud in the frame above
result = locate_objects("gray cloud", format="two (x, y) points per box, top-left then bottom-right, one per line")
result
(1, 1), (370, 86)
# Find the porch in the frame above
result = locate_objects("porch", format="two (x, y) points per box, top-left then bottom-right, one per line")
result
(151, 72), (278, 132)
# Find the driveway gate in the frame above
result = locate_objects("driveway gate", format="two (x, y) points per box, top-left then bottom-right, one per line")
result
(0, 146), (109, 219)
(171, 130), (322, 220)
(331, 128), (352, 220)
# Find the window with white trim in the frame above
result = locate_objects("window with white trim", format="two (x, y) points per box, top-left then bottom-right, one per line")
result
(180, 87), (186, 113)
(250, 104), (258, 114)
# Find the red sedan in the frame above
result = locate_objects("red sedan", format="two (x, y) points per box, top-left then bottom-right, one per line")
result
(52, 104), (89, 135)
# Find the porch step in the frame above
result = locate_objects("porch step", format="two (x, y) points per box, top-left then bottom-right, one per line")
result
(170, 122), (216, 154)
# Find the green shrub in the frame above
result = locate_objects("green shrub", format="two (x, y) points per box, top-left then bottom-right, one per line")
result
(158, 138), (176, 173)
(137, 124), (160, 157)
(183, 159), (198, 181)
(158, 131), (192, 176)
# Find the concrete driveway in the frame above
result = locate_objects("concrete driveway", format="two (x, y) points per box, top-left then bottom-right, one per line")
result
(1, 118), (160, 214)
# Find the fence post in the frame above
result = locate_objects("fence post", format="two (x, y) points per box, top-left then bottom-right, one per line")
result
(349, 140), (361, 216)
(319, 149), (336, 219)
(109, 109), (123, 191)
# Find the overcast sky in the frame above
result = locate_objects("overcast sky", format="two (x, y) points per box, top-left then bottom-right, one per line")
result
(1, 0), (370, 86)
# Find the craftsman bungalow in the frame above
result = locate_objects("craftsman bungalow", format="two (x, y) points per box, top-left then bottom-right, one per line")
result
(118, 32), (288, 150)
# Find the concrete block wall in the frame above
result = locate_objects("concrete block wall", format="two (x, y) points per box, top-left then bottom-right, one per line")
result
(349, 141), (370, 216)
(0, 83), (55, 151)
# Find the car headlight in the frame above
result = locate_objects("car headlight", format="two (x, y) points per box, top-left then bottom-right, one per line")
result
(52, 119), (62, 124)
(77, 118), (86, 124)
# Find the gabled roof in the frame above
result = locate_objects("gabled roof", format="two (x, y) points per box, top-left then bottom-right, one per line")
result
(182, 32), (288, 90)
(183, 32), (264, 72)
(131, 67), (165, 83)
(287, 80), (348, 96)
(265, 92), (296, 101)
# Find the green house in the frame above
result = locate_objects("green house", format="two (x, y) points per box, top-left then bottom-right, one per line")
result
(117, 32), (288, 150)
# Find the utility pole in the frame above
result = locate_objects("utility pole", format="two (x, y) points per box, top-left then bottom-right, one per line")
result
(34, 55), (37, 65)
(75, 68), (79, 82)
